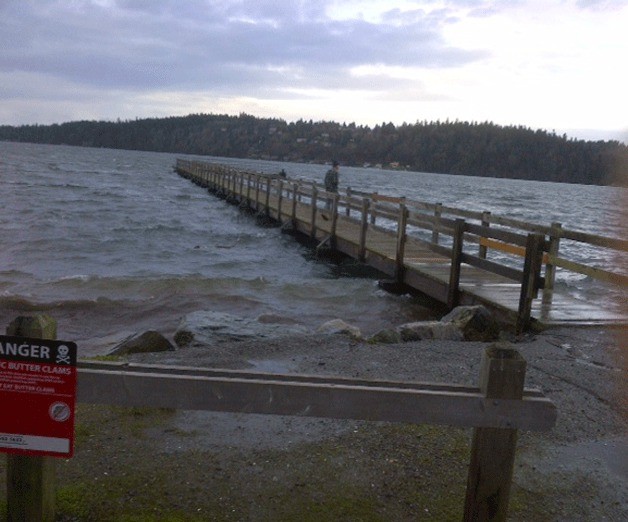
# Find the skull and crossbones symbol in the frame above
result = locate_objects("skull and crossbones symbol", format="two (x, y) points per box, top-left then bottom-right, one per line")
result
(56, 345), (71, 364)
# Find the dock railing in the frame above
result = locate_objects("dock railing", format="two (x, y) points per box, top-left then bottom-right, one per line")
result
(349, 186), (628, 288)
(176, 160), (628, 331)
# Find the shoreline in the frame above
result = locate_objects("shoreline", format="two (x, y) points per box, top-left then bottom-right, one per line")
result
(16, 323), (621, 520)
(1, 324), (625, 520)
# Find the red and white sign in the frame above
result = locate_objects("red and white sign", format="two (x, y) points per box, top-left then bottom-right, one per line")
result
(0, 335), (77, 458)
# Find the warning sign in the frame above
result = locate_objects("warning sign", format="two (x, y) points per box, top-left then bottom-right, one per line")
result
(0, 335), (77, 457)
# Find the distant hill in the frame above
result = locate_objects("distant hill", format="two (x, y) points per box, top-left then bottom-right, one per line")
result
(1, 113), (626, 185)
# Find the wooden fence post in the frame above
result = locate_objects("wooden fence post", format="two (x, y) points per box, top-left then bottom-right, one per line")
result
(217, 168), (224, 193)
(544, 222), (562, 291)
(254, 175), (261, 211)
(432, 202), (443, 245)
(479, 211), (491, 259)
(359, 198), (370, 262)
(345, 187), (352, 217)
(395, 202), (408, 285)
(291, 183), (298, 225)
(516, 233), (545, 334)
(264, 177), (271, 215)
(447, 219), (465, 309)
(464, 344), (526, 521)
(310, 187), (318, 238)
(5, 315), (58, 522)
(370, 193), (378, 224)
(277, 180), (284, 221)
(246, 173), (252, 203)
(330, 194), (339, 246)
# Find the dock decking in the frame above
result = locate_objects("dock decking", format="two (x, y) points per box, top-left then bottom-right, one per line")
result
(176, 160), (628, 331)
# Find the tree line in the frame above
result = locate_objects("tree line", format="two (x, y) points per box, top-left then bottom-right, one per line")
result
(1, 113), (625, 185)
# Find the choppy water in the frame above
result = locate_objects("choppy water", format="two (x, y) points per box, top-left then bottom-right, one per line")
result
(1, 142), (625, 353)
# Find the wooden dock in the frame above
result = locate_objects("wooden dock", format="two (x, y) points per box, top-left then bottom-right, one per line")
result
(175, 160), (628, 331)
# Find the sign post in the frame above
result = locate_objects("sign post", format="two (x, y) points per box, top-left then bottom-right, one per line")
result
(1, 315), (77, 522)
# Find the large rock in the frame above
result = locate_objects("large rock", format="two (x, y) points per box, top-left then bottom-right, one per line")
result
(393, 306), (500, 343)
(397, 321), (464, 341)
(441, 305), (501, 341)
(108, 330), (175, 356)
(256, 313), (302, 325)
(316, 319), (362, 339)
(369, 328), (402, 344)
(174, 311), (309, 348)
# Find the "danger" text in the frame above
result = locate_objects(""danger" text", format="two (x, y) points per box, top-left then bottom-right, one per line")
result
(0, 342), (50, 359)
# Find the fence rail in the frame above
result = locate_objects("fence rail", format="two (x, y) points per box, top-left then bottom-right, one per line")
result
(77, 360), (555, 431)
(75, 347), (553, 521)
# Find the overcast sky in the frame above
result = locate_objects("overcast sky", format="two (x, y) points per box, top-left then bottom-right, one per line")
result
(1, 0), (626, 142)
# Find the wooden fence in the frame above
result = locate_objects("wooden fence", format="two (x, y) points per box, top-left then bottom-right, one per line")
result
(3, 315), (556, 521)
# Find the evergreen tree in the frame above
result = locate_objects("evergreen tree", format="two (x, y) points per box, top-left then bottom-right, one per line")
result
(0, 114), (625, 186)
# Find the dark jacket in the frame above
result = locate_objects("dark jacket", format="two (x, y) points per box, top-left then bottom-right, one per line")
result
(324, 168), (339, 192)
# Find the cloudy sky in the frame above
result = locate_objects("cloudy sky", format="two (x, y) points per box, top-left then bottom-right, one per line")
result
(1, 0), (626, 141)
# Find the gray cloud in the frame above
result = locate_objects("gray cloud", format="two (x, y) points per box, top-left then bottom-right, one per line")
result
(575, 0), (624, 10)
(0, 0), (486, 98)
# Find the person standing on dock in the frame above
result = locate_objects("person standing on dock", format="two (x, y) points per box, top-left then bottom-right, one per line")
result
(324, 160), (340, 209)
(324, 160), (340, 193)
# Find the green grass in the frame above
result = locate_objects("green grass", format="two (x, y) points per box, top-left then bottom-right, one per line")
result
(4, 405), (571, 521)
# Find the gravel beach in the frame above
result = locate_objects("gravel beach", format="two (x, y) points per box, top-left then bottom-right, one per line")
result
(2, 141), (626, 519)
(2, 324), (626, 521)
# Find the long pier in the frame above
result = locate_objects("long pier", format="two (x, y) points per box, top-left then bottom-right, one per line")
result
(175, 159), (628, 332)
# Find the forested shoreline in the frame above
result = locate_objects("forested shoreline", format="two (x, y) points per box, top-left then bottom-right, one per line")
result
(1, 113), (626, 185)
